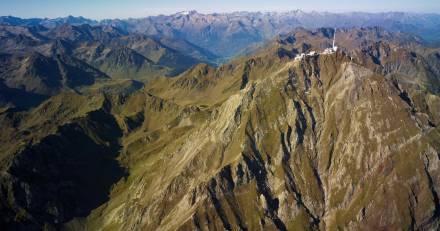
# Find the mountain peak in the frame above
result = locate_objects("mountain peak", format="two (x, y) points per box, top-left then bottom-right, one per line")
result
(175, 10), (199, 16)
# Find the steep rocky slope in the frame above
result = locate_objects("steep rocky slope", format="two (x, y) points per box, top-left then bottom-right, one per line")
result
(83, 51), (440, 231)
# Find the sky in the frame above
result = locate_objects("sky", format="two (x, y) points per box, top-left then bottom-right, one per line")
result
(1, 0), (439, 19)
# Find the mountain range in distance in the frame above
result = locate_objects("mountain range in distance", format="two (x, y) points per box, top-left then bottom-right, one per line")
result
(2, 10), (440, 57)
(1, 9), (440, 231)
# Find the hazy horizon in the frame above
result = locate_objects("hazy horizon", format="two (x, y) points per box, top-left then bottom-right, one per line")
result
(1, 0), (439, 20)
(1, 9), (440, 21)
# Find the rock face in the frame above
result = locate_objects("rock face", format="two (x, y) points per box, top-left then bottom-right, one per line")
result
(89, 52), (439, 231)
(0, 27), (440, 231)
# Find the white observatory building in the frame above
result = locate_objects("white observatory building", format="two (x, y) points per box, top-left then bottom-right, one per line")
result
(323, 28), (338, 54)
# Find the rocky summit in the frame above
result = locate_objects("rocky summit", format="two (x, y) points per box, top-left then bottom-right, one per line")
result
(0, 10), (440, 231)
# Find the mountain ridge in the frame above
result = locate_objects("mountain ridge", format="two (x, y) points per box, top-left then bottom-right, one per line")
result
(3, 11), (440, 58)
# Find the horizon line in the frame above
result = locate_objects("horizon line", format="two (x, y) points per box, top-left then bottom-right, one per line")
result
(1, 9), (440, 21)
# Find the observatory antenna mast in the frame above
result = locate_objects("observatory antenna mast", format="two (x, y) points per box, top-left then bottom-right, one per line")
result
(332, 28), (338, 51)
